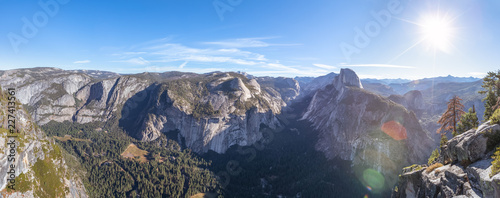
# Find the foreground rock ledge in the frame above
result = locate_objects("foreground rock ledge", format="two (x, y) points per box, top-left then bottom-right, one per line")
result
(392, 122), (500, 198)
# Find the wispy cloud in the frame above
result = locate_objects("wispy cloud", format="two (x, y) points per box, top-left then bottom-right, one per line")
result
(341, 64), (415, 69)
(73, 60), (91, 64)
(126, 43), (265, 65)
(313, 63), (336, 70)
(202, 37), (300, 48)
(108, 37), (320, 77)
(112, 57), (150, 65)
(143, 66), (224, 73)
(179, 61), (188, 68)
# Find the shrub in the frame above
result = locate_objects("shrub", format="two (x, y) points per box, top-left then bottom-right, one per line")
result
(440, 135), (448, 148)
(426, 163), (443, 173)
(483, 128), (500, 152)
(403, 164), (424, 173)
(192, 102), (220, 119)
(491, 108), (500, 125)
(490, 146), (500, 177)
(428, 149), (440, 165)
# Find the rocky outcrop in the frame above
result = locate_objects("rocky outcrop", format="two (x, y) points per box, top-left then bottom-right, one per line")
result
(72, 76), (150, 124)
(333, 68), (362, 90)
(0, 68), (294, 154)
(393, 122), (500, 198)
(124, 73), (285, 153)
(0, 87), (87, 197)
(389, 90), (425, 116)
(302, 68), (434, 189)
(255, 77), (300, 105)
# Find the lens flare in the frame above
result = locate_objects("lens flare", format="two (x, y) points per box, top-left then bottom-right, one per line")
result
(362, 169), (385, 190)
(381, 121), (407, 140)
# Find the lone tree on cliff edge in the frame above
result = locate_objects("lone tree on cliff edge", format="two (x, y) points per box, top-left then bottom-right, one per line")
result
(437, 95), (466, 137)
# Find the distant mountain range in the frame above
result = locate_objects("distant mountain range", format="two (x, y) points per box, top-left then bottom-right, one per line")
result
(0, 67), (490, 197)
(361, 75), (480, 86)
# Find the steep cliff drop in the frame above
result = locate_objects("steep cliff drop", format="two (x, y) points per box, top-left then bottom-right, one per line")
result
(0, 87), (87, 198)
(302, 68), (434, 192)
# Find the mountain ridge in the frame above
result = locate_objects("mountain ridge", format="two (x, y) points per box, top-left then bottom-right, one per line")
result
(302, 68), (434, 190)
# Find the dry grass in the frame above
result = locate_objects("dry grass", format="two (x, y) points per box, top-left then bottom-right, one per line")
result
(426, 163), (444, 173)
(53, 135), (91, 142)
(121, 143), (149, 163)
(190, 193), (218, 198)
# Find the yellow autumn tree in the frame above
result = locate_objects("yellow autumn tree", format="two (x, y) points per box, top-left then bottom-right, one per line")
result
(437, 96), (466, 137)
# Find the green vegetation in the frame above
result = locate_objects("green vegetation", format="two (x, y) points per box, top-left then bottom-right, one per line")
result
(158, 74), (268, 117)
(457, 106), (479, 134)
(41, 121), (221, 197)
(161, 78), (210, 109)
(479, 70), (500, 121)
(490, 146), (500, 177)
(193, 102), (220, 120)
(491, 108), (500, 125)
(15, 173), (32, 193)
(33, 156), (66, 198)
(482, 128), (500, 152)
(403, 164), (424, 172)
(426, 163), (443, 173)
(440, 135), (448, 148)
(234, 100), (254, 113)
(484, 91), (497, 121)
(428, 149), (440, 165)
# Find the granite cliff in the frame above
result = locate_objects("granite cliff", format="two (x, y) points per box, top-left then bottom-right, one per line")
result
(0, 87), (87, 197)
(302, 68), (434, 189)
(0, 68), (299, 154)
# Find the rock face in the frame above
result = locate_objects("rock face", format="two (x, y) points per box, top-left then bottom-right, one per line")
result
(0, 68), (298, 154)
(302, 68), (434, 188)
(0, 87), (87, 197)
(295, 72), (338, 97)
(388, 90), (425, 116)
(333, 68), (363, 90)
(123, 73), (286, 153)
(393, 122), (500, 198)
(255, 77), (301, 105)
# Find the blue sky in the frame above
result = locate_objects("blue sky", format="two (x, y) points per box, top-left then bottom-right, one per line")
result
(0, 0), (499, 79)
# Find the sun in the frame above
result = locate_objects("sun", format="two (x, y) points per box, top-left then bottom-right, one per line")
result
(418, 13), (455, 52)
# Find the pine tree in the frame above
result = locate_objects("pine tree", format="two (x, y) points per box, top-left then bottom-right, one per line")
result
(484, 91), (497, 121)
(437, 96), (466, 136)
(440, 134), (448, 148)
(456, 105), (479, 134)
(479, 70), (500, 120)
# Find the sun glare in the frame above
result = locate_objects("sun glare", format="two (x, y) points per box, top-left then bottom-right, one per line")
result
(419, 13), (455, 52)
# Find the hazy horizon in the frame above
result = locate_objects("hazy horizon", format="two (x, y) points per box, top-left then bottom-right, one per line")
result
(0, 66), (486, 81)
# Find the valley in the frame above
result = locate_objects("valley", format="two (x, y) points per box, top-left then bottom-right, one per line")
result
(0, 67), (495, 197)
